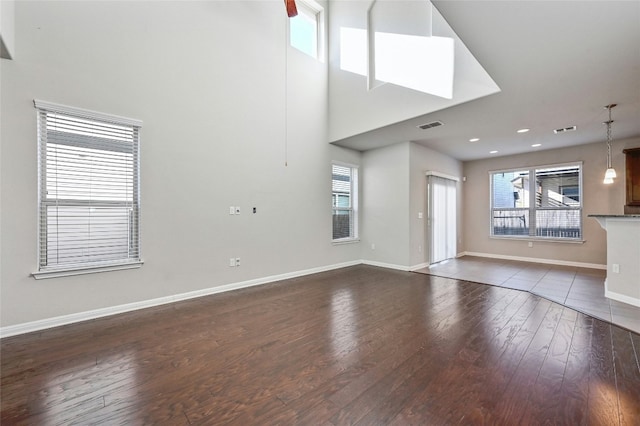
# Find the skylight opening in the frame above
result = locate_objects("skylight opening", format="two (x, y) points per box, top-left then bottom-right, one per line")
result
(340, 27), (367, 76)
(339, 27), (454, 99)
(374, 32), (454, 99)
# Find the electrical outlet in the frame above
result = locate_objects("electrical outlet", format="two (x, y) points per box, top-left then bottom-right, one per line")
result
(235, 206), (241, 215)
(613, 264), (620, 273)
(418, 212), (423, 219)
(235, 257), (241, 267)
(528, 241), (533, 247)
(229, 258), (236, 267)
(371, 243), (375, 250)
(229, 206), (235, 215)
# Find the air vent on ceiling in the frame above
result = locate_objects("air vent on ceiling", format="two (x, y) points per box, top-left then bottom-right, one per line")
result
(417, 120), (444, 130)
(553, 125), (577, 134)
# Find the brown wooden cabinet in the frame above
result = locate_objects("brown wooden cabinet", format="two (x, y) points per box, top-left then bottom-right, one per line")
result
(623, 147), (640, 214)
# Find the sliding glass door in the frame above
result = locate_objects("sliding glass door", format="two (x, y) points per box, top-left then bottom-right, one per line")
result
(427, 175), (457, 265)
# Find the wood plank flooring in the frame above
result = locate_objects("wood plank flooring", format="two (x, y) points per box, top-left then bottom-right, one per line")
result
(2, 265), (639, 425)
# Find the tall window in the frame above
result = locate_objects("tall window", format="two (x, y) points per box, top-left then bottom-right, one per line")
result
(332, 163), (358, 241)
(290, 0), (323, 59)
(490, 163), (582, 240)
(35, 101), (142, 276)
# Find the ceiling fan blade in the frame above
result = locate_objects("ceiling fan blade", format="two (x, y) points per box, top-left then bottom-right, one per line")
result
(285, 0), (298, 17)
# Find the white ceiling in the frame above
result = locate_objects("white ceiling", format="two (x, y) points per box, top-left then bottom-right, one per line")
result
(331, 1), (640, 161)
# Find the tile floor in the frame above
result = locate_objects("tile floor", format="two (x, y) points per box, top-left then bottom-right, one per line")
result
(415, 256), (640, 334)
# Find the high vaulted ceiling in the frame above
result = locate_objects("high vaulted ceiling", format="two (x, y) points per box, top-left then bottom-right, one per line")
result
(331, 1), (640, 161)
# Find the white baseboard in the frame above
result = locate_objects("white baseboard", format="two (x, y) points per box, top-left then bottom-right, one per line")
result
(460, 251), (606, 270)
(0, 260), (362, 339)
(361, 260), (411, 271)
(604, 279), (640, 307)
(409, 262), (430, 271)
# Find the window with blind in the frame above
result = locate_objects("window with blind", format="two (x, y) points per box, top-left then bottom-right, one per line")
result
(332, 163), (358, 241)
(490, 163), (582, 240)
(34, 100), (142, 277)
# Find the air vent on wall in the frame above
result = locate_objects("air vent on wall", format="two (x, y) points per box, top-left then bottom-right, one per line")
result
(553, 125), (577, 134)
(417, 120), (444, 130)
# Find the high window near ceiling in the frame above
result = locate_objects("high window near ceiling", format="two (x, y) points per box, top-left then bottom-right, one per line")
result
(332, 163), (358, 242)
(490, 163), (582, 241)
(289, 0), (323, 60)
(339, 1), (454, 98)
(33, 101), (142, 278)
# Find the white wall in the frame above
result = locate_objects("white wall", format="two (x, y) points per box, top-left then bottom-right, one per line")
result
(409, 142), (463, 267)
(361, 142), (410, 267)
(0, 1), (363, 328)
(462, 137), (640, 266)
(360, 141), (462, 269)
(0, 0), (15, 59)
(327, 0), (499, 143)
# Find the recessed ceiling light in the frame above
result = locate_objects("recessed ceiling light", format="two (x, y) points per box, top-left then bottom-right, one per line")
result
(517, 128), (530, 133)
(469, 138), (480, 142)
(531, 143), (541, 147)
(490, 150), (498, 154)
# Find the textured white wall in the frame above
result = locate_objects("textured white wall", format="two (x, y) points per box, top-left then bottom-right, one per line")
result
(361, 142), (411, 267)
(0, 1), (362, 327)
(605, 219), (640, 302)
(327, 1), (499, 144)
(359, 141), (462, 269)
(0, 0), (15, 58)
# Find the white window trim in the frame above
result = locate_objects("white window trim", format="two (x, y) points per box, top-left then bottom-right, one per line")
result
(34, 100), (142, 127)
(425, 170), (460, 182)
(489, 161), (584, 242)
(32, 100), (143, 279)
(332, 161), (359, 243)
(32, 260), (144, 280)
(289, 0), (325, 62)
(332, 238), (361, 246)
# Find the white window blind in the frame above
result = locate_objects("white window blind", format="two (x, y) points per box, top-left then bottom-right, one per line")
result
(332, 163), (358, 241)
(35, 101), (142, 274)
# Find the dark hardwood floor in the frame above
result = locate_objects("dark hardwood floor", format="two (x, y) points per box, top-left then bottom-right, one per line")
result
(2, 265), (639, 425)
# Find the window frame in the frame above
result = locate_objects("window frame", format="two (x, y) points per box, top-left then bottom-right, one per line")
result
(32, 100), (143, 279)
(332, 162), (359, 243)
(489, 161), (584, 243)
(289, 0), (325, 61)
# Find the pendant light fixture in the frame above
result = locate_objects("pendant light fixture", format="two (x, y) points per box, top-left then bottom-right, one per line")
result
(603, 103), (617, 184)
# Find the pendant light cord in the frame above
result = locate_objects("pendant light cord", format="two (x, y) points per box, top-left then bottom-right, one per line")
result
(606, 106), (612, 169)
(284, 18), (289, 167)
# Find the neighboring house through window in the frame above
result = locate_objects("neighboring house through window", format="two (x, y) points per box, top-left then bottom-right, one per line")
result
(34, 100), (142, 278)
(490, 163), (582, 240)
(332, 163), (358, 241)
